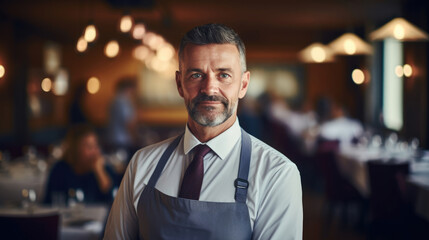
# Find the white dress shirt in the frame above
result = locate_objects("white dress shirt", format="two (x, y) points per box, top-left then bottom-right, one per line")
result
(104, 119), (303, 240)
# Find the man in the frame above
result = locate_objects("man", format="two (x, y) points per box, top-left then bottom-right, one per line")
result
(104, 23), (302, 240)
(106, 77), (138, 158)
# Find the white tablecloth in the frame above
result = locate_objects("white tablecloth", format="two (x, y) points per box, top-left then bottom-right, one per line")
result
(0, 162), (47, 205)
(337, 146), (429, 221)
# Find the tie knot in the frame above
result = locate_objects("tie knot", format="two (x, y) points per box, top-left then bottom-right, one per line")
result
(194, 144), (211, 159)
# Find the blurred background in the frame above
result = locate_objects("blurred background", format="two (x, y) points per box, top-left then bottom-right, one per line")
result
(0, 0), (429, 239)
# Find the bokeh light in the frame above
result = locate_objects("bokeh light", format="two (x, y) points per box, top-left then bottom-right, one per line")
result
(310, 46), (326, 63)
(41, 78), (52, 92)
(119, 15), (133, 33)
(84, 24), (97, 42)
(403, 64), (413, 77)
(352, 69), (365, 84)
(132, 23), (146, 39)
(393, 24), (405, 40)
(395, 65), (404, 77)
(0, 65), (5, 78)
(344, 39), (357, 55)
(76, 36), (88, 52)
(105, 40), (120, 58)
(87, 77), (100, 94)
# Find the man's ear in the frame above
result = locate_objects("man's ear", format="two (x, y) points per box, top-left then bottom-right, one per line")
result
(238, 71), (250, 99)
(176, 71), (184, 98)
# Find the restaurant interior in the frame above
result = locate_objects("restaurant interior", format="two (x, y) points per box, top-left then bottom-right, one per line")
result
(1, 0), (429, 239)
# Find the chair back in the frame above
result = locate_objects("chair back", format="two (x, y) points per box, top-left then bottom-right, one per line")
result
(0, 212), (60, 240)
(367, 160), (410, 220)
(315, 139), (343, 200)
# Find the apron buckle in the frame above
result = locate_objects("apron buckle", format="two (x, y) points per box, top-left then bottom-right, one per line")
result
(234, 178), (249, 189)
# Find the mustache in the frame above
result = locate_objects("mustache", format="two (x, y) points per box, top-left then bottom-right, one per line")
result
(191, 94), (228, 106)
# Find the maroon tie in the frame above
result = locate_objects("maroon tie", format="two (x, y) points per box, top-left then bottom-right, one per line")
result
(179, 144), (211, 200)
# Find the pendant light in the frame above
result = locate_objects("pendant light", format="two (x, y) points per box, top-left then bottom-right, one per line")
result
(370, 18), (429, 41)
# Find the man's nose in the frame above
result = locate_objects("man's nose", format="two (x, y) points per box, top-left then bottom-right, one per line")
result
(200, 74), (219, 95)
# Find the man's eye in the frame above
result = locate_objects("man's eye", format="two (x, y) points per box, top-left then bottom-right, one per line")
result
(191, 73), (202, 79)
(219, 73), (230, 79)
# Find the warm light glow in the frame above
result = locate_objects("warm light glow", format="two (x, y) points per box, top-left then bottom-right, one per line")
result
(53, 69), (69, 96)
(311, 46), (326, 63)
(352, 69), (365, 84)
(299, 42), (334, 63)
(132, 23), (146, 39)
(150, 57), (169, 72)
(370, 18), (429, 41)
(119, 15), (133, 33)
(0, 65), (5, 78)
(156, 43), (175, 61)
(328, 33), (373, 55)
(395, 65), (404, 77)
(104, 40), (120, 58)
(403, 64), (413, 77)
(41, 78), (52, 92)
(76, 36), (88, 52)
(87, 77), (100, 94)
(144, 32), (165, 50)
(84, 24), (97, 42)
(344, 39), (357, 55)
(393, 24), (405, 40)
(133, 45), (151, 61)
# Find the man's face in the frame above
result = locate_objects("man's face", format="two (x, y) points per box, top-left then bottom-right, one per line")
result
(176, 44), (249, 127)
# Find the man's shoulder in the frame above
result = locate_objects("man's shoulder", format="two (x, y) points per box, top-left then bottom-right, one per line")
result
(249, 134), (297, 169)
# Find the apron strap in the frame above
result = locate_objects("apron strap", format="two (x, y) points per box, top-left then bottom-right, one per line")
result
(235, 129), (252, 203)
(147, 134), (183, 188)
(147, 129), (252, 203)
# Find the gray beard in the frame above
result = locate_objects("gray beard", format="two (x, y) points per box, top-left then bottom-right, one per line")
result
(187, 94), (237, 127)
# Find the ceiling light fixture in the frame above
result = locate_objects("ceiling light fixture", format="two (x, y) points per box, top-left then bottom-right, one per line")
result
(298, 43), (335, 63)
(370, 18), (429, 41)
(328, 33), (373, 55)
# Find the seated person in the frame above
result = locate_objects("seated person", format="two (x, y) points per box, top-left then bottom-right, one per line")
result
(318, 102), (363, 148)
(44, 124), (119, 205)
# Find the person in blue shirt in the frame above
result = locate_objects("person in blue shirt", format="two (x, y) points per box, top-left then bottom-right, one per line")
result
(44, 124), (119, 205)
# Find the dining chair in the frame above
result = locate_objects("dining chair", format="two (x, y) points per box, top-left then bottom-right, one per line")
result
(315, 138), (366, 235)
(0, 212), (60, 240)
(367, 159), (410, 240)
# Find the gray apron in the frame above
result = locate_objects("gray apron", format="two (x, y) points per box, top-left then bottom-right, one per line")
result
(137, 129), (252, 240)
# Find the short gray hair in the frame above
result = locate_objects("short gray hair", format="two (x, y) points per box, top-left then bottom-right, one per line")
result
(178, 23), (247, 72)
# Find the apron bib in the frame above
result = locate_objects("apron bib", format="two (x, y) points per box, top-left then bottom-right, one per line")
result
(137, 129), (253, 240)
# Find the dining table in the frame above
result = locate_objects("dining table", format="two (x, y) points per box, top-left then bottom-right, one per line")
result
(337, 144), (429, 222)
(0, 204), (109, 240)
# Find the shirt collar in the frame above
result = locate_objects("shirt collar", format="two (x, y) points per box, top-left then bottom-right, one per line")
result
(183, 119), (241, 160)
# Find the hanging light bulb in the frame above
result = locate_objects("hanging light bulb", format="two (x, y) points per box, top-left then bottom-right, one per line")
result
(76, 36), (88, 52)
(311, 46), (326, 63)
(119, 14), (133, 33)
(104, 40), (120, 58)
(344, 39), (356, 55)
(393, 24), (405, 40)
(84, 23), (97, 42)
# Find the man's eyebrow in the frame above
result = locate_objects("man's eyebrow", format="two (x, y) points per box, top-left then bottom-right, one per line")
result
(185, 68), (203, 74)
(217, 68), (233, 72)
